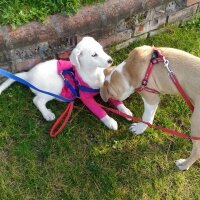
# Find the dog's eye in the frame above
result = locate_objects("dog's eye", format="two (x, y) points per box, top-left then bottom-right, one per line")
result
(91, 53), (98, 57)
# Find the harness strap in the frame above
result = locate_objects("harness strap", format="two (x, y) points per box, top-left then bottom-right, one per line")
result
(135, 49), (194, 112)
(62, 68), (79, 97)
(135, 50), (163, 94)
(61, 68), (100, 95)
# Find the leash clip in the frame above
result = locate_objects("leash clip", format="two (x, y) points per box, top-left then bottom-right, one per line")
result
(60, 71), (67, 81)
(163, 57), (173, 74)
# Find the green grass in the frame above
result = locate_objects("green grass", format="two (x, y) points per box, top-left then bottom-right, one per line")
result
(0, 14), (200, 199)
(0, 0), (104, 28)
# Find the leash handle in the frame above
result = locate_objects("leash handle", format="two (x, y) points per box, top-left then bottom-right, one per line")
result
(50, 102), (74, 137)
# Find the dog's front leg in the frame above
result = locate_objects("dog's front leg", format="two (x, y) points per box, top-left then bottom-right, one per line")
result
(130, 93), (160, 135)
(100, 115), (118, 130)
(109, 98), (133, 120)
(81, 97), (118, 130)
(33, 95), (55, 121)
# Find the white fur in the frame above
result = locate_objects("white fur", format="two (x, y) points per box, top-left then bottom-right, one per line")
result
(116, 61), (126, 73)
(175, 159), (189, 170)
(105, 61), (126, 83)
(117, 104), (133, 120)
(106, 61), (134, 101)
(0, 37), (120, 129)
(101, 115), (118, 130)
(129, 97), (158, 134)
(117, 62), (134, 101)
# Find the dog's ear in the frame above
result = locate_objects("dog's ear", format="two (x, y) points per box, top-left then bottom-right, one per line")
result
(69, 48), (81, 69)
(100, 81), (110, 102)
(104, 66), (115, 76)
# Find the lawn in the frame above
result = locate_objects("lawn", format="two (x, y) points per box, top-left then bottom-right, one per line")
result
(0, 14), (200, 199)
(0, 0), (104, 27)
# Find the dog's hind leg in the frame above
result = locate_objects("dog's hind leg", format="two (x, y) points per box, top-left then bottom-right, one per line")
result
(0, 72), (27, 94)
(33, 95), (55, 121)
(176, 101), (200, 170)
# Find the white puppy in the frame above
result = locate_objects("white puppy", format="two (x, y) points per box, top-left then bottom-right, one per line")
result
(0, 37), (132, 130)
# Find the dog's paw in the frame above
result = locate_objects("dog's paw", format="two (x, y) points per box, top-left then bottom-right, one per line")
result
(43, 109), (56, 121)
(101, 115), (118, 130)
(129, 123), (148, 135)
(117, 104), (133, 121)
(175, 159), (189, 170)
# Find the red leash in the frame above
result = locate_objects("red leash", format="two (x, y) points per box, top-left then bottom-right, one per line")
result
(49, 49), (197, 140)
(168, 67), (194, 112)
(98, 104), (200, 140)
(50, 100), (200, 140)
(50, 101), (74, 137)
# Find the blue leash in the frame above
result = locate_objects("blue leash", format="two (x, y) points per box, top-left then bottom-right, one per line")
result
(0, 68), (75, 102)
(0, 67), (101, 137)
(0, 68), (100, 101)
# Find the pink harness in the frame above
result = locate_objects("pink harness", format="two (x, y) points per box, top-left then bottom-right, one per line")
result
(57, 60), (123, 119)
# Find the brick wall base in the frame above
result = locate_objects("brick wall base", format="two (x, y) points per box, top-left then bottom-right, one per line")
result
(0, 0), (199, 82)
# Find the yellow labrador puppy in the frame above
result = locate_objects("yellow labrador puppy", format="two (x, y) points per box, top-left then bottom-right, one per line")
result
(100, 45), (200, 170)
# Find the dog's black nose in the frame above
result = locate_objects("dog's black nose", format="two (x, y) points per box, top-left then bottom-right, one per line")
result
(107, 59), (113, 64)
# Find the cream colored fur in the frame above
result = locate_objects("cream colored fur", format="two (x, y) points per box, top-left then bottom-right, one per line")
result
(100, 45), (200, 170)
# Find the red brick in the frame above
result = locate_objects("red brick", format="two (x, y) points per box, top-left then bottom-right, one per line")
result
(134, 15), (166, 36)
(8, 24), (36, 48)
(15, 56), (42, 72)
(187, 0), (200, 6)
(0, 63), (12, 83)
(99, 29), (132, 47)
(168, 4), (198, 23)
(52, 5), (102, 37)
(31, 21), (57, 42)
(0, 0), (197, 74)
(8, 22), (57, 49)
(0, 32), (6, 49)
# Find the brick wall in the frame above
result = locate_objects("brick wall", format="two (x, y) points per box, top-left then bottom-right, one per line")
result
(0, 0), (199, 81)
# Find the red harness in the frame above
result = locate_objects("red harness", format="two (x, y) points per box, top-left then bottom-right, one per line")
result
(135, 49), (194, 112)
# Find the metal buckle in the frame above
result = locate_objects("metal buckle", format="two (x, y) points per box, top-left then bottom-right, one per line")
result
(163, 57), (173, 74)
(60, 72), (67, 81)
(142, 79), (148, 86)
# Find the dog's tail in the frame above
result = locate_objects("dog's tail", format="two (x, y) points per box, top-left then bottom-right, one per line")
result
(0, 72), (27, 94)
